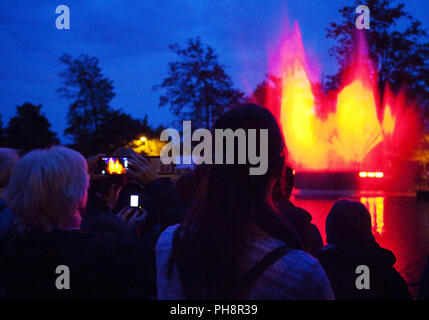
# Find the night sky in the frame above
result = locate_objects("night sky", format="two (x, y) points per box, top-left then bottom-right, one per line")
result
(1, 0), (428, 143)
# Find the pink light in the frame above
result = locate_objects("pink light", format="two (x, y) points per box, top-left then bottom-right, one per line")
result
(359, 171), (384, 178)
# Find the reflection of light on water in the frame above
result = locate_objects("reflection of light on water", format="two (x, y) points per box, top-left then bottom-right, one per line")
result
(360, 197), (385, 235)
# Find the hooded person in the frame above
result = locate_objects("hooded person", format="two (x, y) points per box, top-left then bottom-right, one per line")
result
(318, 199), (411, 300)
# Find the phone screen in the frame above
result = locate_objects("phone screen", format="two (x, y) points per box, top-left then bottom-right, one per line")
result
(98, 157), (129, 175)
(130, 195), (139, 208)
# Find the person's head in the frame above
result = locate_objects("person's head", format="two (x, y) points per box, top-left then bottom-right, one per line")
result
(272, 165), (295, 201)
(171, 104), (301, 299)
(209, 104), (286, 198)
(174, 171), (197, 209)
(89, 174), (127, 210)
(0, 148), (20, 196)
(3, 146), (89, 232)
(326, 199), (375, 246)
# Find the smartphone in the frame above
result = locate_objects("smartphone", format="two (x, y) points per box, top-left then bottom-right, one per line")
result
(97, 157), (129, 175)
(130, 194), (139, 208)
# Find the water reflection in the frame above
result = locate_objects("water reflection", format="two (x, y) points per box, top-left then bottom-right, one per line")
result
(293, 193), (429, 298)
(360, 197), (384, 235)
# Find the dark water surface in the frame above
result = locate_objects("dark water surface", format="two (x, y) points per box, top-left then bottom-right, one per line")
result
(292, 191), (429, 299)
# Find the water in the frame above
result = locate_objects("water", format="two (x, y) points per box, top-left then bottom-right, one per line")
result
(292, 191), (429, 299)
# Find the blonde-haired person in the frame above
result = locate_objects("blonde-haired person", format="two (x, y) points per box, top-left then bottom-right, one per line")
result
(0, 146), (157, 299)
(4, 146), (87, 232)
(0, 148), (20, 237)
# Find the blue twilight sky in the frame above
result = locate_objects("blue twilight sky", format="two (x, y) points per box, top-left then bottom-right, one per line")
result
(1, 0), (428, 143)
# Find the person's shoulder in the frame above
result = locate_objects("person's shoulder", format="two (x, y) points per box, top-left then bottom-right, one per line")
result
(156, 224), (179, 250)
(269, 248), (326, 283)
(281, 249), (320, 270)
(277, 249), (334, 299)
(62, 229), (140, 248)
(252, 235), (321, 272)
(291, 205), (313, 222)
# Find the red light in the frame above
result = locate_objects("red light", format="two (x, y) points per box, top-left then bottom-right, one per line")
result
(359, 171), (384, 178)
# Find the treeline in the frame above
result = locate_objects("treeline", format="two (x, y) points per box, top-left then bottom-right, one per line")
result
(0, 104), (58, 154)
(0, 38), (246, 156)
(0, 54), (164, 156)
(1, 0), (427, 155)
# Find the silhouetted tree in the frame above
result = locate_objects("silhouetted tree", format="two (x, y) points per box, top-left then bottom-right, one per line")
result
(94, 110), (155, 155)
(57, 53), (115, 154)
(326, 0), (429, 111)
(250, 74), (282, 120)
(154, 38), (244, 130)
(5, 103), (59, 153)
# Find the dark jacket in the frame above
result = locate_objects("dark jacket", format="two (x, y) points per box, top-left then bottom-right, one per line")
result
(113, 178), (185, 233)
(419, 256), (429, 300)
(81, 193), (135, 235)
(144, 178), (185, 231)
(0, 199), (14, 239)
(276, 199), (323, 257)
(318, 242), (412, 300)
(84, 178), (184, 236)
(0, 228), (156, 299)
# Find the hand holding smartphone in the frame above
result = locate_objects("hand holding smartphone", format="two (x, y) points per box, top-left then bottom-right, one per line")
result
(116, 203), (148, 231)
(126, 154), (158, 186)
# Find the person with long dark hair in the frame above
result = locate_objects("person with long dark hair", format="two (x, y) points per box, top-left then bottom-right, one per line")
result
(156, 104), (334, 300)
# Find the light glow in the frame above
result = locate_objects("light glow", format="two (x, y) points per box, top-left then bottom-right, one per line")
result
(263, 22), (419, 172)
(107, 158), (125, 174)
(360, 197), (385, 235)
(359, 171), (384, 178)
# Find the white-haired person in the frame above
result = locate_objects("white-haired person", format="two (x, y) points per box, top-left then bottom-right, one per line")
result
(0, 148), (20, 238)
(0, 146), (157, 299)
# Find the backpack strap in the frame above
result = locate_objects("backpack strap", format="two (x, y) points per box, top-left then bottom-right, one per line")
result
(172, 226), (293, 300)
(230, 245), (293, 299)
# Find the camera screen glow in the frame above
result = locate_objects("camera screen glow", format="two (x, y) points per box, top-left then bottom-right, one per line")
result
(130, 195), (139, 207)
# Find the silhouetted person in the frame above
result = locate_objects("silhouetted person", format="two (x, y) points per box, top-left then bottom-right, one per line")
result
(419, 257), (429, 300)
(112, 147), (185, 233)
(0, 146), (155, 299)
(174, 171), (197, 213)
(82, 169), (140, 234)
(157, 104), (334, 300)
(273, 166), (323, 257)
(318, 199), (411, 300)
(112, 147), (148, 215)
(0, 148), (20, 238)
